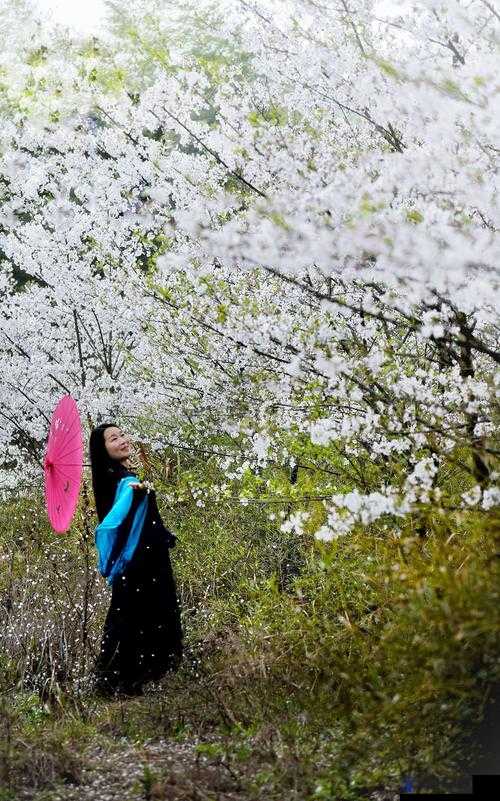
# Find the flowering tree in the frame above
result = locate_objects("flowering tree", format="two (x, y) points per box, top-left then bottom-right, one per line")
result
(0, 0), (498, 539)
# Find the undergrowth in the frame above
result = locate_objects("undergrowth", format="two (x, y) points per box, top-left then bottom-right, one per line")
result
(1, 446), (499, 799)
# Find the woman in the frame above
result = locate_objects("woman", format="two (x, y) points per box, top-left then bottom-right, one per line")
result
(89, 422), (183, 697)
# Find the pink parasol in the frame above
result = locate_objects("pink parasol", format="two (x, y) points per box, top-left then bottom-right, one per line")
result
(44, 395), (83, 534)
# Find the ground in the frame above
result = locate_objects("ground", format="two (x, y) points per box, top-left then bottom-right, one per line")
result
(11, 690), (401, 801)
(23, 736), (245, 801)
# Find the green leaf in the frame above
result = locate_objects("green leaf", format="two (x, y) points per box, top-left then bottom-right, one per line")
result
(216, 304), (228, 324)
(375, 59), (400, 79)
(406, 210), (424, 224)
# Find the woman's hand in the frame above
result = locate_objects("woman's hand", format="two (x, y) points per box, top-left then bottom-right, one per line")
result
(130, 481), (154, 494)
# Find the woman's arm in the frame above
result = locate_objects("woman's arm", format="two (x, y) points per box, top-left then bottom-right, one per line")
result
(147, 487), (179, 548)
(105, 487), (145, 571)
(95, 476), (149, 582)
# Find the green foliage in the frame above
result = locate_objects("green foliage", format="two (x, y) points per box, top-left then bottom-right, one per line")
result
(441, 79), (469, 101)
(1, 447), (500, 798)
(248, 105), (288, 127)
(195, 741), (225, 758)
(87, 65), (126, 91)
(374, 58), (401, 80)
(25, 46), (48, 67)
(406, 209), (424, 224)
(0, 690), (92, 794)
(359, 192), (386, 215)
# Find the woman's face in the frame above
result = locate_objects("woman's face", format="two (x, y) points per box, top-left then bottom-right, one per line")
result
(103, 426), (132, 462)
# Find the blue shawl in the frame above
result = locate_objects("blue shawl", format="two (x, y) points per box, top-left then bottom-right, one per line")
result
(95, 475), (149, 586)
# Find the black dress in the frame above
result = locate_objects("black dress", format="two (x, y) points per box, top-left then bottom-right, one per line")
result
(94, 474), (183, 694)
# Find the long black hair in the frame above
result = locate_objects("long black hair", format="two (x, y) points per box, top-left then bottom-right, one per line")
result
(89, 422), (134, 522)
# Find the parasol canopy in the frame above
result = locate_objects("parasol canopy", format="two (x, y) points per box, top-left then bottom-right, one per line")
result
(44, 394), (83, 533)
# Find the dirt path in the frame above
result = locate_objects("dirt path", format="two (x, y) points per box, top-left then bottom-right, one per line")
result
(20, 732), (401, 801)
(23, 736), (248, 801)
